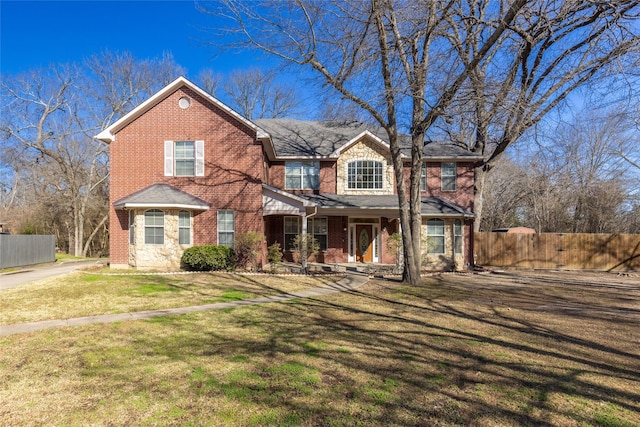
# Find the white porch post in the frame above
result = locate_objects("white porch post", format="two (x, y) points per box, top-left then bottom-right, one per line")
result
(301, 212), (308, 273)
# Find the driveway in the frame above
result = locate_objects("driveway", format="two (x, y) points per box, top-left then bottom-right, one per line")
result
(0, 260), (103, 291)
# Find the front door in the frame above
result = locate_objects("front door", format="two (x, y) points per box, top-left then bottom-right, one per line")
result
(356, 225), (373, 263)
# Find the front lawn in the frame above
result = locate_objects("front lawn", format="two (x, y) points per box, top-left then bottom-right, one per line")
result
(1, 270), (639, 426)
(0, 271), (340, 324)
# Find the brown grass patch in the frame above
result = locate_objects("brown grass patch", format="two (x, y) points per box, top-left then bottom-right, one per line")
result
(1, 269), (639, 426)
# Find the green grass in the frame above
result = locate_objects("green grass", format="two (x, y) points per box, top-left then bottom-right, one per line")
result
(0, 272), (339, 324)
(1, 270), (639, 426)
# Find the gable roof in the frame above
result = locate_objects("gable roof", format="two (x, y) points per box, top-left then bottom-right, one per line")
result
(113, 184), (210, 210)
(254, 118), (481, 161)
(96, 76), (258, 143)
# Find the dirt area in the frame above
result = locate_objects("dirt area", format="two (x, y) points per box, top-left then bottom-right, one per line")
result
(422, 268), (640, 321)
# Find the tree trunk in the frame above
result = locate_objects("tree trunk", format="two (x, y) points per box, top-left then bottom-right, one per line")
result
(473, 163), (488, 232)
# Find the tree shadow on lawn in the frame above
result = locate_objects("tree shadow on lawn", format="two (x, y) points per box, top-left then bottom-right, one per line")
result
(133, 272), (640, 426)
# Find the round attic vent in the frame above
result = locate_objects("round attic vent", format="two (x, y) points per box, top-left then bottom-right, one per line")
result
(178, 97), (191, 109)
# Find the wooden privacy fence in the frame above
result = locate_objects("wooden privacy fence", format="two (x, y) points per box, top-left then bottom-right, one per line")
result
(474, 232), (640, 271)
(0, 235), (56, 269)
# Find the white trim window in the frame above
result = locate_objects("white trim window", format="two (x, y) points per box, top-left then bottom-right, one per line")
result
(129, 210), (135, 245)
(454, 219), (463, 254)
(441, 162), (456, 191)
(178, 210), (191, 245)
(310, 217), (328, 251)
(164, 140), (204, 176)
(217, 210), (235, 248)
(426, 219), (445, 254)
(144, 209), (164, 245)
(284, 216), (301, 251)
(348, 160), (383, 189)
(283, 216), (328, 251)
(420, 163), (427, 191)
(285, 161), (320, 190)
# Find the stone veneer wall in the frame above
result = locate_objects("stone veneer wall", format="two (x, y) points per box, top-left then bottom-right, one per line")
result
(336, 138), (395, 195)
(420, 218), (465, 271)
(129, 209), (190, 269)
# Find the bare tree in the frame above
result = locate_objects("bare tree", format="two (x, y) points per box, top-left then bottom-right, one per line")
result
(222, 68), (299, 119)
(206, 0), (639, 282)
(0, 52), (185, 256)
(478, 157), (528, 231)
(198, 68), (221, 96)
(203, 0), (533, 284)
(435, 1), (640, 230)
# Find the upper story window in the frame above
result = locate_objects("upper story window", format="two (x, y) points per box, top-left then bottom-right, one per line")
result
(348, 160), (383, 190)
(144, 209), (164, 245)
(441, 162), (456, 191)
(420, 163), (427, 191)
(285, 161), (320, 190)
(164, 140), (204, 177)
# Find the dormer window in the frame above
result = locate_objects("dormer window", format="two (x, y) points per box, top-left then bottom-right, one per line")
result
(348, 160), (383, 189)
(441, 162), (456, 191)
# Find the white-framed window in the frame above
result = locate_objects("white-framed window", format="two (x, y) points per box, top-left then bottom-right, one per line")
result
(164, 140), (204, 176)
(441, 162), (456, 191)
(217, 210), (234, 248)
(129, 210), (135, 245)
(420, 163), (427, 191)
(144, 209), (164, 245)
(454, 219), (462, 254)
(348, 160), (383, 189)
(284, 217), (300, 251)
(426, 218), (445, 254)
(283, 216), (328, 251)
(285, 161), (320, 190)
(310, 217), (328, 251)
(178, 210), (191, 245)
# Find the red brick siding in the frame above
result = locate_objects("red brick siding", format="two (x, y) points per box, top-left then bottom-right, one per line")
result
(109, 87), (263, 266)
(402, 161), (475, 210)
(267, 161), (336, 194)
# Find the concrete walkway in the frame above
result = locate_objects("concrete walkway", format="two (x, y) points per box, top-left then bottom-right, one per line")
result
(0, 260), (104, 290)
(0, 272), (368, 336)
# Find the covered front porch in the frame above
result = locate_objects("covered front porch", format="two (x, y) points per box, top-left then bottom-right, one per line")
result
(262, 185), (475, 270)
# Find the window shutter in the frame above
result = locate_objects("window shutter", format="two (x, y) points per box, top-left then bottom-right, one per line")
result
(164, 141), (173, 176)
(195, 140), (205, 176)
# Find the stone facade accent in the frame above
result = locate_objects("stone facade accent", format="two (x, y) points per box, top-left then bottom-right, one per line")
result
(336, 137), (394, 195)
(421, 218), (466, 271)
(129, 209), (190, 269)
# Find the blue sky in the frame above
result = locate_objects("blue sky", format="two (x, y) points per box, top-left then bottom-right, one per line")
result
(0, 0), (260, 77)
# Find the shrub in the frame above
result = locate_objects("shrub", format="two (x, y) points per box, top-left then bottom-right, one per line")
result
(291, 234), (320, 264)
(235, 232), (264, 270)
(267, 242), (283, 265)
(181, 245), (235, 271)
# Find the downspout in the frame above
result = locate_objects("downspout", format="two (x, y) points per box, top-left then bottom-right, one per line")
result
(301, 206), (318, 274)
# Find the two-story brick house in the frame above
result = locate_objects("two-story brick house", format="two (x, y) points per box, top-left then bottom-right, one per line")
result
(97, 77), (481, 270)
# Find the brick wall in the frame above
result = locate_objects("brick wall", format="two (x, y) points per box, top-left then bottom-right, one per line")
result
(109, 86), (263, 267)
(402, 161), (475, 210)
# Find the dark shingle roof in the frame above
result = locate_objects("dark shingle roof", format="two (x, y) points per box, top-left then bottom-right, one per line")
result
(297, 193), (474, 217)
(254, 118), (480, 160)
(113, 184), (210, 210)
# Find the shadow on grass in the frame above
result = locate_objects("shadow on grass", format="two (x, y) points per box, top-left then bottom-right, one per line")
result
(128, 272), (640, 426)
